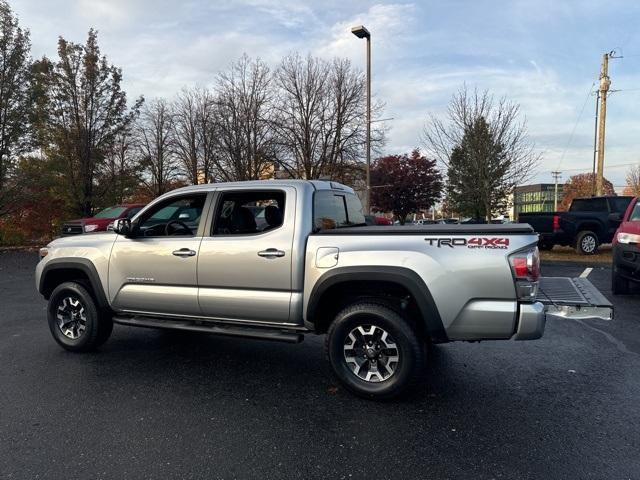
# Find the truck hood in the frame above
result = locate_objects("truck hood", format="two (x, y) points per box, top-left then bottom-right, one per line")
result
(64, 217), (114, 227)
(49, 230), (117, 248)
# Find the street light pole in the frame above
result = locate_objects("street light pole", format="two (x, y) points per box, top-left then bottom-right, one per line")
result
(351, 25), (371, 214)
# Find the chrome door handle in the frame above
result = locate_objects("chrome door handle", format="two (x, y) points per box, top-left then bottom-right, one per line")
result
(257, 248), (285, 258)
(172, 248), (196, 257)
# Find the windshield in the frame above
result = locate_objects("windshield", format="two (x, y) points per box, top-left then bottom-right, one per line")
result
(629, 201), (640, 221)
(94, 206), (127, 218)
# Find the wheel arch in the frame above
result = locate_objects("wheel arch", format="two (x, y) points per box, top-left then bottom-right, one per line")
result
(575, 222), (604, 241)
(39, 259), (109, 309)
(306, 266), (448, 343)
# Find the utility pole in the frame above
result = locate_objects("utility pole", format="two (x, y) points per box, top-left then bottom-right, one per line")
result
(551, 171), (562, 211)
(595, 53), (610, 196)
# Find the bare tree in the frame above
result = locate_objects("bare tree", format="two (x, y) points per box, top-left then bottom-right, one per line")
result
(273, 54), (380, 181)
(0, 1), (32, 217)
(136, 98), (178, 197)
(422, 86), (540, 219)
(195, 87), (217, 183)
(172, 87), (201, 184)
(98, 127), (140, 204)
(211, 54), (276, 181)
(625, 164), (640, 196)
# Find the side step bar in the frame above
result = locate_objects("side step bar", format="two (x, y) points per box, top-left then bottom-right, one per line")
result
(113, 315), (304, 343)
(537, 277), (613, 321)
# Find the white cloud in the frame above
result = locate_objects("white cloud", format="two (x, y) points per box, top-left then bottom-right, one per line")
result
(8, 0), (640, 188)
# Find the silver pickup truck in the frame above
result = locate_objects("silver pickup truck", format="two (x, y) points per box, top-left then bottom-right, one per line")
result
(35, 180), (612, 399)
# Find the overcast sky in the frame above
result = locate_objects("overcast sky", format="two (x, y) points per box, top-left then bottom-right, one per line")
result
(10, 0), (640, 189)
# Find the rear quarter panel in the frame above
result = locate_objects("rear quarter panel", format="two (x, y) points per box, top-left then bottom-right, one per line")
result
(304, 231), (538, 340)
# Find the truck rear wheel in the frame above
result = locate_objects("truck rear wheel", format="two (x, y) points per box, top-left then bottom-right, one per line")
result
(47, 281), (113, 352)
(325, 302), (425, 400)
(576, 231), (599, 255)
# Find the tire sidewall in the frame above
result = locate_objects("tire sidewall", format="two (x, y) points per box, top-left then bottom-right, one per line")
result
(47, 282), (100, 351)
(327, 303), (422, 399)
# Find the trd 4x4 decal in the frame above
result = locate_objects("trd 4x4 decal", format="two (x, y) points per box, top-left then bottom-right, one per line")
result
(424, 237), (510, 249)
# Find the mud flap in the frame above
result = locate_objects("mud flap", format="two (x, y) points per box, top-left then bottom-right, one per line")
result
(537, 277), (613, 321)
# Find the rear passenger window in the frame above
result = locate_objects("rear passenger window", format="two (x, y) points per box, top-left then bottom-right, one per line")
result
(570, 198), (607, 212)
(314, 191), (366, 230)
(212, 191), (285, 235)
(609, 197), (632, 213)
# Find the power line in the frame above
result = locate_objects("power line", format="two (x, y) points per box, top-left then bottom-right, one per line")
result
(561, 161), (639, 172)
(556, 81), (596, 170)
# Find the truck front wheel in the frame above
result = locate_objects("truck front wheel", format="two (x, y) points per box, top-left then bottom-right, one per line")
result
(325, 302), (425, 400)
(576, 231), (599, 255)
(47, 281), (113, 352)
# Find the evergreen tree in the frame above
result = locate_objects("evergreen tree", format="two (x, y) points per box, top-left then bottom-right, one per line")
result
(0, 1), (32, 217)
(35, 29), (143, 215)
(447, 117), (510, 219)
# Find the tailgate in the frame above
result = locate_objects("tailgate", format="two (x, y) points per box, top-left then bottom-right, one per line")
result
(537, 277), (613, 321)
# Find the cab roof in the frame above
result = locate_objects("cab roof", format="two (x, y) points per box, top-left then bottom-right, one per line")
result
(170, 179), (354, 195)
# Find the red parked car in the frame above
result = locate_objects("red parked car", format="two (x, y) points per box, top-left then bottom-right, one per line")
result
(60, 204), (145, 236)
(364, 214), (393, 226)
(612, 196), (640, 294)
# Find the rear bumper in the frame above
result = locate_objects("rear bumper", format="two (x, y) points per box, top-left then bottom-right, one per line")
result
(512, 302), (546, 340)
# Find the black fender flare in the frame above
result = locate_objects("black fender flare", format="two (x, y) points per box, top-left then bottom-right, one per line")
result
(39, 258), (109, 309)
(574, 221), (604, 241)
(306, 266), (448, 343)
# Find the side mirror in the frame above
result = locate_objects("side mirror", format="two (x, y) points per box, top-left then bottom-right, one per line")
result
(608, 212), (623, 222)
(112, 218), (132, 236)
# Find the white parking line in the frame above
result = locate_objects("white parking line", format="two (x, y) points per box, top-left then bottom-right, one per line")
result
(579, 267), (593, 278)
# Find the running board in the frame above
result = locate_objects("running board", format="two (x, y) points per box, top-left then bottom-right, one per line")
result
(537, 277), (613, 321)
(113, 315), (304, 343)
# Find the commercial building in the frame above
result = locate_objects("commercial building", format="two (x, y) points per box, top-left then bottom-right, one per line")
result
(514, 183), (561, 217)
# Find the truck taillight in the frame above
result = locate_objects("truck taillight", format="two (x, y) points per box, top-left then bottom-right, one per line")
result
(552, 215), (560, 231)
(509, 247), (540, 301)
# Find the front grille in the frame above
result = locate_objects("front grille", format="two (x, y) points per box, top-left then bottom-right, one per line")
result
(61, 224), (83, 235)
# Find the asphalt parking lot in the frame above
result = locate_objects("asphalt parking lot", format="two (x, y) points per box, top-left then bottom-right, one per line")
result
(1, 251), (639, 479)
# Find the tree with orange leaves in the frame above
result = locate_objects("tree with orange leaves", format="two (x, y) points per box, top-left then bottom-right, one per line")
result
(559, 173), (615, 211)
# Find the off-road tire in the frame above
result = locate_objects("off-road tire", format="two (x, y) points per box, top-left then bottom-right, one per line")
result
(325, 302), (425, 400)
(47, 281), (113, 352)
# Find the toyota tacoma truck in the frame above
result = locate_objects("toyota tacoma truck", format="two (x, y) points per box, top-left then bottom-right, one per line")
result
(35, 180), (612, 399)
